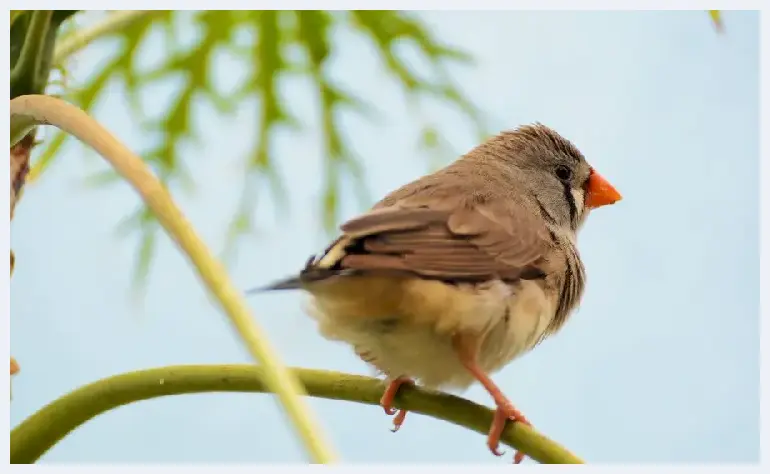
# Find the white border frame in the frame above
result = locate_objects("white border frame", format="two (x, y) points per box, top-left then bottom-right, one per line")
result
(4, 1), (766, 470)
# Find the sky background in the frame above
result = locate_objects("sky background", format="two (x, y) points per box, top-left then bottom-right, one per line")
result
(10, 10), (759, 464)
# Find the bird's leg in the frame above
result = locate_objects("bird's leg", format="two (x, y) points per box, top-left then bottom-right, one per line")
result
(452, 333), (531, 464)
(380, 376), (412, 432)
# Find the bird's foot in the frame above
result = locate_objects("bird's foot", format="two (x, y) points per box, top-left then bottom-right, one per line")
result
(379, 376), (412, 432)
(450, 333), (532, 464)
(487, 399), (531, 464)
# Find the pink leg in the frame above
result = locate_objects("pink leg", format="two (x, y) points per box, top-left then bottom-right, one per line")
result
(379, 376), (412, 432)
(453, 334), (532, 464)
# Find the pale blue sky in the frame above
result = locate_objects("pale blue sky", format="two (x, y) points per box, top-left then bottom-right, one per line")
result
(10, 11), (758, 463)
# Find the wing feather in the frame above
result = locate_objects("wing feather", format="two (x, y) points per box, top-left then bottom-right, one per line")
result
(306, 196), (550, 283)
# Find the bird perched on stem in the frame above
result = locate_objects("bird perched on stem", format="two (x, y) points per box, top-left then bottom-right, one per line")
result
(252, 123), (621, 463)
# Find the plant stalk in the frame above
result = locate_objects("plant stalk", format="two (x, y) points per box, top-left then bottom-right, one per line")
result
(9, 94), (337, 463)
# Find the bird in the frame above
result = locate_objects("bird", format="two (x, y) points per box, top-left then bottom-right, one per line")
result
(251, 123), (621, 463)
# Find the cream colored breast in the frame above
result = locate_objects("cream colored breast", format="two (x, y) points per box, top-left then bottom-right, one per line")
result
(305, 277), (556, 391)
(477, 279), (556, 374)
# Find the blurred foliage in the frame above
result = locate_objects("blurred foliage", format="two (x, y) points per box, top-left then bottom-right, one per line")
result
(35, 10), (485, 289)
(27, 10), (724, 290)
(708, 10), (724, 33)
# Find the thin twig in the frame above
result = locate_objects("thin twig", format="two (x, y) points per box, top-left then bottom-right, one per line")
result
(9, 94), (338, 463)
(53, 10), (158, 65)
(10, 365), (584, 464)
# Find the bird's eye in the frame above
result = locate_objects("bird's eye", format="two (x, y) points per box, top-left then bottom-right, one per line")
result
(555, 165), (572, 182)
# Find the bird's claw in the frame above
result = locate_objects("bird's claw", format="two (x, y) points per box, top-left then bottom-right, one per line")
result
(489, 442), (505, 457)
(487, 403), (532, 464)
(389, 409), (408, 432)
(379, 377), (412, 433)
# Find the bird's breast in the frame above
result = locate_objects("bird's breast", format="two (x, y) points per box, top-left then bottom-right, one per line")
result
(304, 276), (556, 390)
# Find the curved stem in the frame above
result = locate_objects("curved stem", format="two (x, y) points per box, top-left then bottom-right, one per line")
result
(9, 95), (337, 463)
(27, 12), (156, 184)
(53, 11), (157, 65)
(11, 365), (584, 464)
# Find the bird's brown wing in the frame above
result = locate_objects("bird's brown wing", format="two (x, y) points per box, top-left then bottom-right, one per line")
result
(309, 197), (550, 282)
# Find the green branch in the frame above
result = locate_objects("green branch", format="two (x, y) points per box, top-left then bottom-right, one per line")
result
(10, 365), (584, 464)
(9, 95), (337, 463)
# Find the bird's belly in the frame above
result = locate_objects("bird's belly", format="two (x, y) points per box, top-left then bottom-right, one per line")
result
(306, 277), (555, 390)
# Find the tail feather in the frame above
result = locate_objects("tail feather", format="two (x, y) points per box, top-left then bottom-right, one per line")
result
(247, 267), (363, 295)
(246, 275), (303, 293)
(247, 248), (367, 295)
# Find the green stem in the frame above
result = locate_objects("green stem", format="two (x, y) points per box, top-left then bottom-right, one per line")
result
(11, 365), (584, 464)
(53, 11), (157, 65)
(9, 95), (337, 463)
(10, 11), (53, 94)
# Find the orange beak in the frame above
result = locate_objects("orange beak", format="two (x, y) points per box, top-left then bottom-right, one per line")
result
(584, 168), (622, 209)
